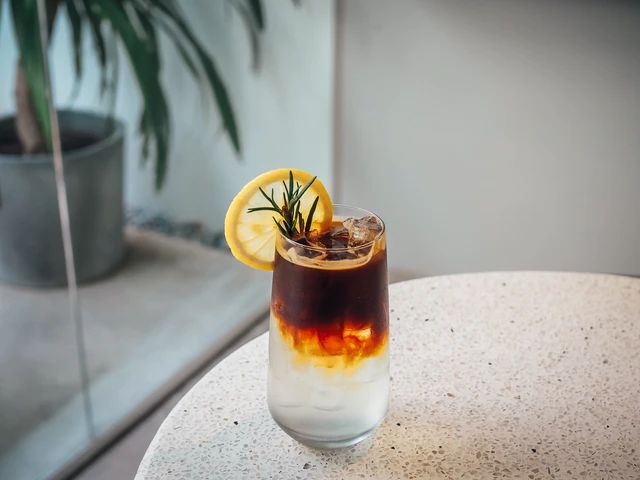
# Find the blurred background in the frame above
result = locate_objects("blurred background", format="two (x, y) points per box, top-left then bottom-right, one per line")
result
(0, 0), (638, 479)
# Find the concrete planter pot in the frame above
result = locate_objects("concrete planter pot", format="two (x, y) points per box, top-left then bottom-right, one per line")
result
(0, 110), (125, 287)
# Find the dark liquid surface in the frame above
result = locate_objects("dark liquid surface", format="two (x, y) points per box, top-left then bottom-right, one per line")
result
(271, 246), (388, 360)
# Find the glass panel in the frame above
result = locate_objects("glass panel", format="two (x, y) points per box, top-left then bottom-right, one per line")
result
(0, 4), (94, 478)
(0, 103), (91, 480)
(0, 0), (333, 477)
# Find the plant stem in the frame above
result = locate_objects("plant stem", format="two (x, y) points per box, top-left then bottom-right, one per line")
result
(15, 64), (45, 153)
(14, 0), (60, 154)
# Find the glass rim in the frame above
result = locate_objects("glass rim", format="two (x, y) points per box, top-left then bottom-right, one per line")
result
(277, 203), (385, 253)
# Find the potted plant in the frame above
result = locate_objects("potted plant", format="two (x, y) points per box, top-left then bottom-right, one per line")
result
(0, 0), (263, 286)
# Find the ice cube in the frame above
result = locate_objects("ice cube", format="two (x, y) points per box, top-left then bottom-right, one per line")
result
(269, 371), (310, 408)
(328, 225), (350, 246)
(306, 225), (349, 249)
(311, 385), (345, 411)
(292, 234), (324, 258)
(343, 216), (383, 247)
(351, 358), (385, 384)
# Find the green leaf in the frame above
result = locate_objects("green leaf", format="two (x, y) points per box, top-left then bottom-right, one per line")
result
(247, 0), (264, 30)
(292, 195), (300, 226)
(229, 0), (261, 70)
(250, 172), (320, 238)
(10, 0), (52, 150)
(152, 11), (201, 83)
(132, 3), (160, 71)
(288, 170), (294, 199)
(139, 111), (150, 161)
(247, 206), (278, 213)
(64, 0), (83, 84)
(94, 0), (170, 189)
(258, 186), (280, 210)
(290, 176), (317, 205)
(81, 0), (109, 94)
(152, 0), (241, 154)
(273, 217), (287, 237)
(305, 196), (319, 233)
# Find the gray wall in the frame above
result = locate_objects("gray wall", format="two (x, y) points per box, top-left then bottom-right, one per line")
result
(335, 0), (640, 278)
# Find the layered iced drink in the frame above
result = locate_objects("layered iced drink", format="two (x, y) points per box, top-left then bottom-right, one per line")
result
(268, 205), (389, 448)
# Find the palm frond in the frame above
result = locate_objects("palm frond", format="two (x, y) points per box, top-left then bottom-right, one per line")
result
(10, 0), (52, 149)
(247, 0), (264, 30)
(151, 0), (241, 154)
(150, 11), (201, 82)
(64, 0), (83, 83)
(10, 0), (266, 189)
(93, 0), (170, 189)
(229, 0), (262, 70)
(81, 0), (109, 94)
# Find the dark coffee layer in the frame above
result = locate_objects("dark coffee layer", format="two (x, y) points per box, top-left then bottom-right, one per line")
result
(271, 245), (388, 360)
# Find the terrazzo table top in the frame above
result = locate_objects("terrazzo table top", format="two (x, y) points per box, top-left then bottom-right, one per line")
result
(136, 272), (640, 479)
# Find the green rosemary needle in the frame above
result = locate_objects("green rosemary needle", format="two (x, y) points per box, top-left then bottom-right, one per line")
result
(247, 170), (319, 238)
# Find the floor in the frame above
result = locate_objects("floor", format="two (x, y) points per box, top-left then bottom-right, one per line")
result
(72, 317), (268, 480)
(0, 229), (270, 480)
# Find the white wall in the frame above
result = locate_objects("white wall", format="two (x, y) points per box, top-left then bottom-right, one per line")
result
(335, 0), (640, 278)
(0, 0), (335, 228)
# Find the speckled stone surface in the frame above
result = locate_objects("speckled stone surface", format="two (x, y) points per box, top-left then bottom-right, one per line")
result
(136, 272), (640, 479)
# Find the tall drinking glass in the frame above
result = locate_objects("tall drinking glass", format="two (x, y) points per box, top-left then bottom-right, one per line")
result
(267, 205), (389, 448)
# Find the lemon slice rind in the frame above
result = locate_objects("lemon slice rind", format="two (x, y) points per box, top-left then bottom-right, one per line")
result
(224, 168), (333, 270)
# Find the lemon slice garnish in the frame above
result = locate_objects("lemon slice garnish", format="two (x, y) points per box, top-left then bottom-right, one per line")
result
(224, 169), (333, 270)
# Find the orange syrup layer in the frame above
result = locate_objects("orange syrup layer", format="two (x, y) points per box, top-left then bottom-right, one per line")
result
(273, 312), (388, 372)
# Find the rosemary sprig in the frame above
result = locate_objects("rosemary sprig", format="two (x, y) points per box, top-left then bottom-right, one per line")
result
(247, 170), (319, 238)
